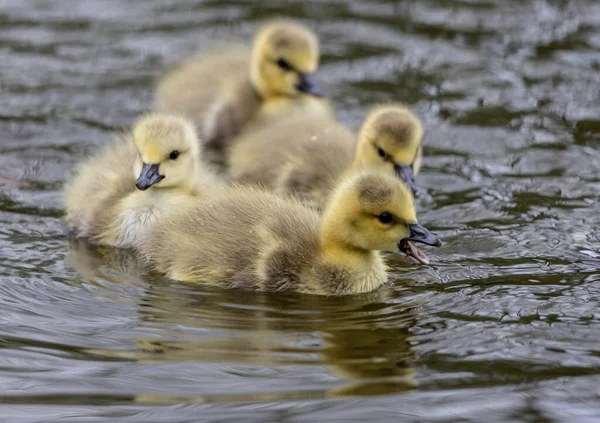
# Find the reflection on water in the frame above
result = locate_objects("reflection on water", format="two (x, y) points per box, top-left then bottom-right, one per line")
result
(69, 240), (417, 402)
(1, 0), (600, 421)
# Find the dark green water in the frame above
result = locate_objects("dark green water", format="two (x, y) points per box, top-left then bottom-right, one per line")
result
(1, 0), (599, 421)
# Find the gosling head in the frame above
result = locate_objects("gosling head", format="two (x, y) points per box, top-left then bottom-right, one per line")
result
(132, 114), (201, 191)
(355, 105), (424, 195)
(323, 170), (440, 263)
(250, 20), (323, 100)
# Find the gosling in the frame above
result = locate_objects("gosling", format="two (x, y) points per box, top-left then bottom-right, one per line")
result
(154, 20), (323, 165)
(64, 114), (217, 248)
(137, 169), (440, 296)
(228, 104), (424, 206)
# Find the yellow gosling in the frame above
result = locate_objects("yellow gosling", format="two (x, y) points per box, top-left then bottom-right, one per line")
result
(228, 104), (424, 206)
(137, 169), (440, 295)
(64, 114), (218, 248)
(154, 20), (323, 165)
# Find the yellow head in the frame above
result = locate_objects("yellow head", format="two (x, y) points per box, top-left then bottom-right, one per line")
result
(321, 170), (440, 261)
(354, 105), (424, 194)
(250, 20), (323, 100)
(132, 114), (201, 191)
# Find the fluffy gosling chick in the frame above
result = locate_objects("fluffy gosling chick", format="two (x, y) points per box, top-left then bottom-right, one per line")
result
(137, 170), (440, 295)
(154, 20), (323, 163)
(228, 104), (424, 206)
(64, 114), (216, 248)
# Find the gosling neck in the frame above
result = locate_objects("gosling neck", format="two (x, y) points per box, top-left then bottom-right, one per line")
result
(319, 211), (387, 293)
(250, 53), (270, 100)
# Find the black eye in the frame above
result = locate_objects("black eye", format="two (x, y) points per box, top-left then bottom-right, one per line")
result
(377, 212), (396, 225)
(377, 146), (387, 160)
(276, 58), (293, 71)
(169, 150), (179, 160)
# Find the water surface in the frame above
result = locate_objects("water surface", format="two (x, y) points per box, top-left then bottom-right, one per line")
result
(1, 0), (599, 421)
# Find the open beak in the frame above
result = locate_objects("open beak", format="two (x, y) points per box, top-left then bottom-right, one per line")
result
(296, 73), (324, 97)
(398, 223), (441, 265)
(394, 164), (418, 195)
(135, 163), (164, 191)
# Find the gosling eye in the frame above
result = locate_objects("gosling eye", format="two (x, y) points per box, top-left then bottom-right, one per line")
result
(276, 58), (293, 71)
(377, 146), (388, 160)
(377, 212), (396, 225)
(169, 150), (180, 160)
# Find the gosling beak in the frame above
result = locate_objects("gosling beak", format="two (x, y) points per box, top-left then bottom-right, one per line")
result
(297, 73), (324, 97)
(406, 223), (441, 247)
(135, 163), (164, 191)
(398, 223), (441, 265)
(394, 164), (418, 195)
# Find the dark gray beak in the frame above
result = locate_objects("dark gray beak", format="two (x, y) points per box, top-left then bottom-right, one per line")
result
(394, 164), (418, 195)
(405, 223), (441, 247)
(297, 73), (323, 97)
(136, 163), (164, 191)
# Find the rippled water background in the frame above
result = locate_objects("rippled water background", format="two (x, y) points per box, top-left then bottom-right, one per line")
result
(1, 0), (599, 421)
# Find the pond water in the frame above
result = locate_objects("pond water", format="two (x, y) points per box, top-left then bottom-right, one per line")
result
(1, 0), (599, 421)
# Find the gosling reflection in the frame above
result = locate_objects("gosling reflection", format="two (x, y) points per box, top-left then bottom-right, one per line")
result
(68, 240), (418, 399)
(136, 284), (418, 399)
(66, 237), (151, 287)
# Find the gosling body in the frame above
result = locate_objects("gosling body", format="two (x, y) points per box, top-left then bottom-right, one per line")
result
(138, 170), (440, 295)
(228, 111), (353, 205)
